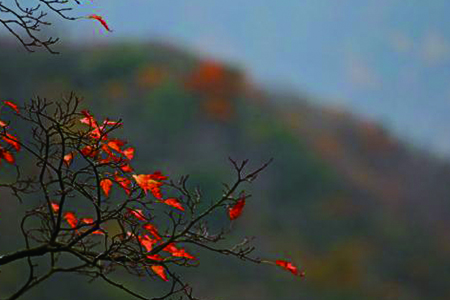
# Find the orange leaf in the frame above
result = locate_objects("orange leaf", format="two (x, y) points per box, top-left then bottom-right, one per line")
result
(3, 100), (19, 114)
(3, 133), (20, 151)
(100, 178), (113, 197)
(228, 197), (245, 220)
(88, 14), (112, 32)
(0, 120), (7, 127)
(64, 211), (78, 229)
(151, 265), (169, 281)
(107, 139), (126, 153)
(123, 147), (135, 160)
(163, 198), (184, 211)
(132, 173), (166, 199)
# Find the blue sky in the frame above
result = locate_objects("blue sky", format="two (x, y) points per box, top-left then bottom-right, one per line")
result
(48, 1), (450, 157)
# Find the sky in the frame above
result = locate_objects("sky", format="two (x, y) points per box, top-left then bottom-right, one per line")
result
(36, 1), (450, 157)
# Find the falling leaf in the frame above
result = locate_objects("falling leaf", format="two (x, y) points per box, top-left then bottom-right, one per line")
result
(151, 265), (169, 281)
(3, 100), (19, 114)
(228, 196), (245, 220)
(162, 198), (184, 211)
(64, 212), (78, 229)
(88, 14), (112, 32)
(100, 178), (113, 197)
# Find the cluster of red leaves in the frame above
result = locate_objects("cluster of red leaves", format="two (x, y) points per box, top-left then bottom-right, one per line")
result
(126, 207), (197, 281)
(1, 102), (305, 283)
(50, 202), (104, 235)
(0, 101), (21, 165)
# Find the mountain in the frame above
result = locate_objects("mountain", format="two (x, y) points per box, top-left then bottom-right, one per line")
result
(0, 41), (450, 300)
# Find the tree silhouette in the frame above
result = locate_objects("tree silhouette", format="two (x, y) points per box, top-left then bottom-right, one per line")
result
(0, 95), (304, 300)
(0, 0), (110, 53)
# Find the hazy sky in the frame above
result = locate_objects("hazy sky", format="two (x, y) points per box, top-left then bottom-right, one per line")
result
(48, 1), (450, 157)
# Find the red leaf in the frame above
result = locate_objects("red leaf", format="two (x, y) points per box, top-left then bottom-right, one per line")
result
(275, 260), (304, 277)
(162, 198), (184, 211)
(88, 14), (112, 32)
(0, 120), (7, 127)
(0, 148), (15, 164)
(119, 163), (133, 173)
(92, 230), (105, 235)
(107, 139), (126, 153)
(151, 265), (168, 281)
(127, 208), (147, 221)
(51, 202), (60, 213)
(100, 178), (113, 197)
(138, 234), (157, 252)
(81, 145), (99, 158)
(80, 110), (98, 128)
(143, 223), (162, 240)
(102, 119), (122, 127)
(163, 243), (195, 260)
(123, 147), (135, 160)
(63, 152), (75, 166)
(64, 212), (78, 229)
(115, 174), (132, 195)
(3, 133), (20, 151)
(132, 173), (165, 199)
(3, 100), (19, 114)
(81, 218), (94, 224)
(147, 254), (164, 261)
(228, 197), (245, 220)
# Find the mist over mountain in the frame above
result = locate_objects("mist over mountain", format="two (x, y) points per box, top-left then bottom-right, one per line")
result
(57, 0), (450, 158)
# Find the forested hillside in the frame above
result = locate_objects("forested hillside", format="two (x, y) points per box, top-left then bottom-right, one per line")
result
(1, 42), (450, 300)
